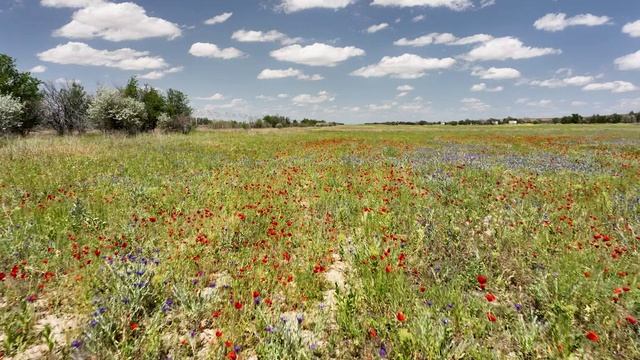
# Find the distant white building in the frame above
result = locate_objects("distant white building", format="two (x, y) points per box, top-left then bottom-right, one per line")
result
(508, 120), (518, 125)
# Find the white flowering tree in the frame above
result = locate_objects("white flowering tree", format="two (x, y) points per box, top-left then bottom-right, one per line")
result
(0, 93), (24, 134)
(88, 89), (146, 135)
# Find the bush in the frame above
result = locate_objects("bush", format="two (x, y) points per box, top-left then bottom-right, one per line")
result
(157, 113), (194, 134)
(0, 54), (42, 135)
(41, 81), (90, 135)
(0, 93), (24, 134)
(89, 89), (146, 135)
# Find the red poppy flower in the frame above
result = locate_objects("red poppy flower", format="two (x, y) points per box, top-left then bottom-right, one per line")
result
(148, 217), (157, 223)
(0, 272), (5, 281)
(368, 327), (377, 338)
(585, 331), (599, 342)
(252, 291), (260, 298)
(215, 329), (223, 338)
(227, 351), (237, 360)
(224, 340), (233, 348)
(212, 310), (221, 318)
(130, 322), (139, 331)
(626, 316), (638, 326)
(385, 264), (392, 273)
(477, 274), (487, 289)
(396, 311), (406, 322)
(485, 293), (497, 302)
(234, 301), (243, 310)
(486, 312), (497, 322)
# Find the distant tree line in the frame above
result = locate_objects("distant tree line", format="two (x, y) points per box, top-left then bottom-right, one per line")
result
(197, 115), (343, 129)
(1, 53), (194, 136)
(367, 112), (640, 126)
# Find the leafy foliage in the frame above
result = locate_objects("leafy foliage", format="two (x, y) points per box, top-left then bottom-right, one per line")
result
(0, 54), (42, 135)
(88, 89), (146, 135)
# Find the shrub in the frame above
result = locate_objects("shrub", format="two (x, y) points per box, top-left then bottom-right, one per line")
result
(41, 81), (90, 135)
(0, 93), (24, 134)
(157, 113), (194, 134)
(0, 54), (42, 135)
(89, 89), (146, 135)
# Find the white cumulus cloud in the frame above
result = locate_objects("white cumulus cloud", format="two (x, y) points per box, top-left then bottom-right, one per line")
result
(232, 29), (300, 45)
(52, 1), (181, 41)
(30, 65), (47, 73)
(205, 12), (232, 25)
(623, 20), (640, 37)
(196, 93), (225, 101)
(615, 50), (640, 71)
(280, 0), (354, 13)
(534, 13), (611, 32)
(464, 36), (561, 61)
(270, 43), (365, 67)
(257, 68), (323, 80)
(351, 53), (456, 79)
(471, 83), (503, 92)
(367, 23), (389, 33)
(471, 67), (521, 80)
(138, 66), (183, 80)
(394, 32), (493, 47)
(189, 43), (245, 60)
(583, 81), (638, 93)
(38, 42), (168, 70)
(372, 0), (473, 11)
(292, 91), (335, 105)
(41, 0), (103, 8)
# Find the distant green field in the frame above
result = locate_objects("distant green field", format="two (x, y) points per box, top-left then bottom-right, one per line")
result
(1, 124), (639, 359)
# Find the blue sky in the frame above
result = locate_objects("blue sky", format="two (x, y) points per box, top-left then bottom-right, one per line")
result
(1, 0), (640, 123)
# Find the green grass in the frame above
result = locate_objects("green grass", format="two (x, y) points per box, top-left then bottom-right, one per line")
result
(1, 124), (639, 359)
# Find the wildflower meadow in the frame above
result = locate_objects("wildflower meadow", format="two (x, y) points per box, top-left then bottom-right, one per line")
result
(1, 124), (639, 359)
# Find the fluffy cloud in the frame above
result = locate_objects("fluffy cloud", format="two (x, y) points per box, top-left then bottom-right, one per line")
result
(623, 20), (640, 37)
(460, 97), (489, 111)
(41, 0), (103, 8)
(397, 85), (414, 92)
(53, 1), (181, 41)
(372, 0), (473, 11)
(138, 66), (183, 80)
(189, 43), (245, 60)
(205, 12), (232, 25)
(232, 30), (300, 45)
(394, 32), (492, 47)
(471, 83), (503, 92)
(292, 91), (335, 105)
(367, 23), (389, 33)
(534, 13), (611, 32)
(196, 93), (225, 101)
(615, 50), (640, 71)
(471, 67), (521, 80)
(530, 75), (595, 88)
(464, 37), (561, 61)
(257, 68), (323, 80)
(583, 81), (638, 93)
(30, 65), (47, 73)
(38, 42), (168, 70)
(270, 43), (365, 67)
(351, 54), (455, 79)
(395, 33), (456, 46)
(280, 0), (354, 13)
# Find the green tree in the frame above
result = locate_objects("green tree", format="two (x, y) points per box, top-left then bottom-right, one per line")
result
(122, 77), (140, 100)
(165, 89), (192, 118)
(0, 54), (42, 135)
(140, 85), (166, 131)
